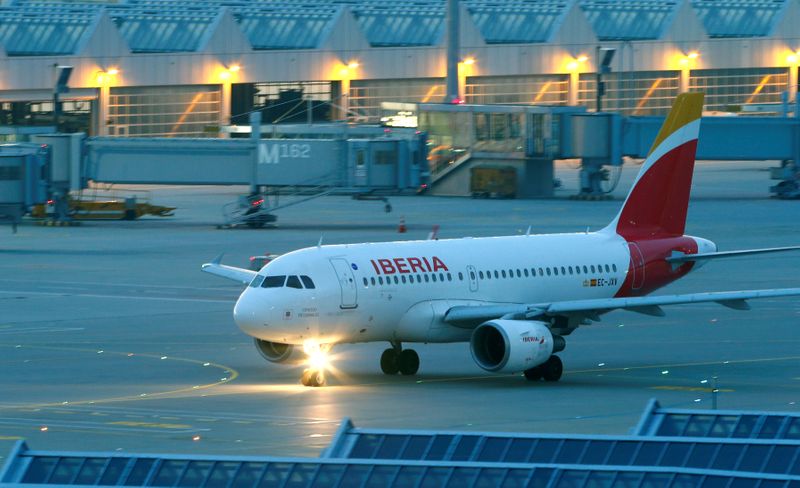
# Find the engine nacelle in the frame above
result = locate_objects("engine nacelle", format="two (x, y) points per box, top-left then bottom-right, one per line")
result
(470, 320), (556, 373)
(254, 339), (303, 364)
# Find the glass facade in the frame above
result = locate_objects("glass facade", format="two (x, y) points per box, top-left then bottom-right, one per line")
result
(689, 68), (789, 112)
(349, 79), (445, 122)
(108, 85), (221, 137)
(465, 75), (569, 105)
(579, 71), (681, 115)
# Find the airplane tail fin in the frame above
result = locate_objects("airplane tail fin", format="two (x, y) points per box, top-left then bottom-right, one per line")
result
(605, 93), (704, 240)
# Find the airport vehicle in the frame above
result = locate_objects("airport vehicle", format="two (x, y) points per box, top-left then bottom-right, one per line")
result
(203, 94), (800, 387)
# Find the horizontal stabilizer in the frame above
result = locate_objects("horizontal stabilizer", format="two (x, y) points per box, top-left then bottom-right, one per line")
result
(201, 255), (257, 284)
(667, 246), (800, 264)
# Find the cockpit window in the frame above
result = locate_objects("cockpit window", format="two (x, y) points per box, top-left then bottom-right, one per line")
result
(249, 275), (265, 288)
(261, 275), (286, 288)
(286, 275), (303, 289)
(300, 276), (315, 289)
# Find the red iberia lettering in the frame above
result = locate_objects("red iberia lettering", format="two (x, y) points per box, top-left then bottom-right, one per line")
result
(432, 256), (448, 272)
(421, 257), (432, 272)
(393, 258), (410, 273)
(370, 260), (381, 274)
(406, 257), (423, 273)
(378, 259), (396, 274)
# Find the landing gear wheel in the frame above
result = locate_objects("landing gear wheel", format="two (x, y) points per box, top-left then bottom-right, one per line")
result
(542, 355), (563, 382)
(523, 366), (543, 381)
(301, 368), (326, 387)
(380, 348), (399, 375)
(397, 349), (420, 375)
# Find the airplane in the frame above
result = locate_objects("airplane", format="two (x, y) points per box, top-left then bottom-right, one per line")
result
(203, 93), (800, 387)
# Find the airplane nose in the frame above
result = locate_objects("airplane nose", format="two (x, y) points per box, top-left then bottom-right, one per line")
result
(233, 291), (261, 333)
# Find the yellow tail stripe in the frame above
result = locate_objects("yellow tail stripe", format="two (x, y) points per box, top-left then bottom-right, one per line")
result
(647, 93), (704, 156)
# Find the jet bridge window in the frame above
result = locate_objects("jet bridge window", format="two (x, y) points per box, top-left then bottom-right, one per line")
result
(261, 276), (286, 288)
(249, 275), (266, 288)
(300, 276), (315, 289)
(286, 276), (303, 289)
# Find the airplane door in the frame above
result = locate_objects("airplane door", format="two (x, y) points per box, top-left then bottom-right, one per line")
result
(629, 243), (645, 291)
(466, 265), (479, 292)
(330, 258), (358, 309)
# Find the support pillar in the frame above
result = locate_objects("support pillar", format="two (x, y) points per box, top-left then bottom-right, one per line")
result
(444, 0), (459, 103)
(220, 81), (232, 138)
(98, 85), (110, 136)
(568, 71), (579, 106)
(680, 65), (690, 93)
(789, 65), (798, 103)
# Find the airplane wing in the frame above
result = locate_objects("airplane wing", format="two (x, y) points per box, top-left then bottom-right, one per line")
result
(667, 246), (800, 265)
(444, 288), (800, 328)
(201, 254), (257, 285)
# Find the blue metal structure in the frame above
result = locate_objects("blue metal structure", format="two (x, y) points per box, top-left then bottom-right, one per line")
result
(2, 440), (799, 487)
(636, 399), (800, 440)
(691, 0), (788, 38)
(3, 401), (800, 487)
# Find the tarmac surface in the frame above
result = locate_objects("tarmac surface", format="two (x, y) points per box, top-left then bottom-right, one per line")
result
(1, 160), (799, 462)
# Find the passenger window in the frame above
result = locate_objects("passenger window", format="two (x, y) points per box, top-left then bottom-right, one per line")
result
(460, 272), (465, 281)
(583, 265), (588, 274)
(554, 268), (559, 276)
(546, 268), (551, 276)
(516, 269), (521, 278)
(479, 271), (484, 279)
(531, 268), (536, 277)
(416, 274), (422, 282)
(439, 273), (445, 281)
(379, 277), (384, 285)
(523, 269), (529, 277)
(447, 273), (453, 281)
(249, 275), (265, 288)
(494, 270), (499, 279)
(501, 270), (507, 278)
(575, 266), (581, 275)
(400, 275), (406, 284)
(393, 276), (399, 284)
(371, 277), (376, 286)
(561, 266), (566, 275)
(605, 264), (611, 273)
(424, 275), (430, 282)
(409, 275), (415, 283)
(590, 265), (596, 273)
(612, 264), (618, 272)
(300, 276), (315, 289)
(363, 278), (368, 287)
(432, 274), (437, 282)
(286, 276), (303, 289)
(568, 266), (573, 275)
(538, 268), (544, 276)
(261, 276), (286, 288)
(508, 269), (513, 277)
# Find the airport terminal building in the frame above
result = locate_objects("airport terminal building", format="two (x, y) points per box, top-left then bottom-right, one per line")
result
(1, 0), (800, 138)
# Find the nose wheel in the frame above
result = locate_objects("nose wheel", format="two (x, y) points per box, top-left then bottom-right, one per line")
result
(380, 342), (419, 375)
(301, 368), (326, 387)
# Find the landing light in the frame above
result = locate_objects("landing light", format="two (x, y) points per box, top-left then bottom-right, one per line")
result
(304, 342), (330, 371)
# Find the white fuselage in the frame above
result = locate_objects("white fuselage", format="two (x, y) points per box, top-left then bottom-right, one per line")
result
(233, 231), (634, 346)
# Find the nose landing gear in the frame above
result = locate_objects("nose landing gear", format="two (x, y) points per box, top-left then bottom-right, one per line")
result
(301, 368), (326, 387)
(380, 341), (419, 376)
(300, 342), (331, 387)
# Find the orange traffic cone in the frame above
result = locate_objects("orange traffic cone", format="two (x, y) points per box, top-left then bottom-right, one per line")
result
(398, 216), (407, 233)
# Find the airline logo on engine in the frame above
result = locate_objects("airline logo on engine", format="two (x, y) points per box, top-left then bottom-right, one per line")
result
(522, 336), (545, 344)
(370, 257), (449, 275)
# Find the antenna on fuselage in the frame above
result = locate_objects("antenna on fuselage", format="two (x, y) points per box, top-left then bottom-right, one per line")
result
(317, 236), (324, 248)
(525, 226), (531, 236)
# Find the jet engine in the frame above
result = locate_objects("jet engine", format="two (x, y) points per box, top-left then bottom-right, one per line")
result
(254, 339), (303, 364)
(470, 320), (563, 373)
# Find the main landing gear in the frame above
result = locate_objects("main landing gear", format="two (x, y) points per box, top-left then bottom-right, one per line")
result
(380, 341), (420, 376)
(523, 355), (563, 382)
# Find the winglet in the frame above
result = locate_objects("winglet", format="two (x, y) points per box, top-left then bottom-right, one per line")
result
(211, 253), (224, 265)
